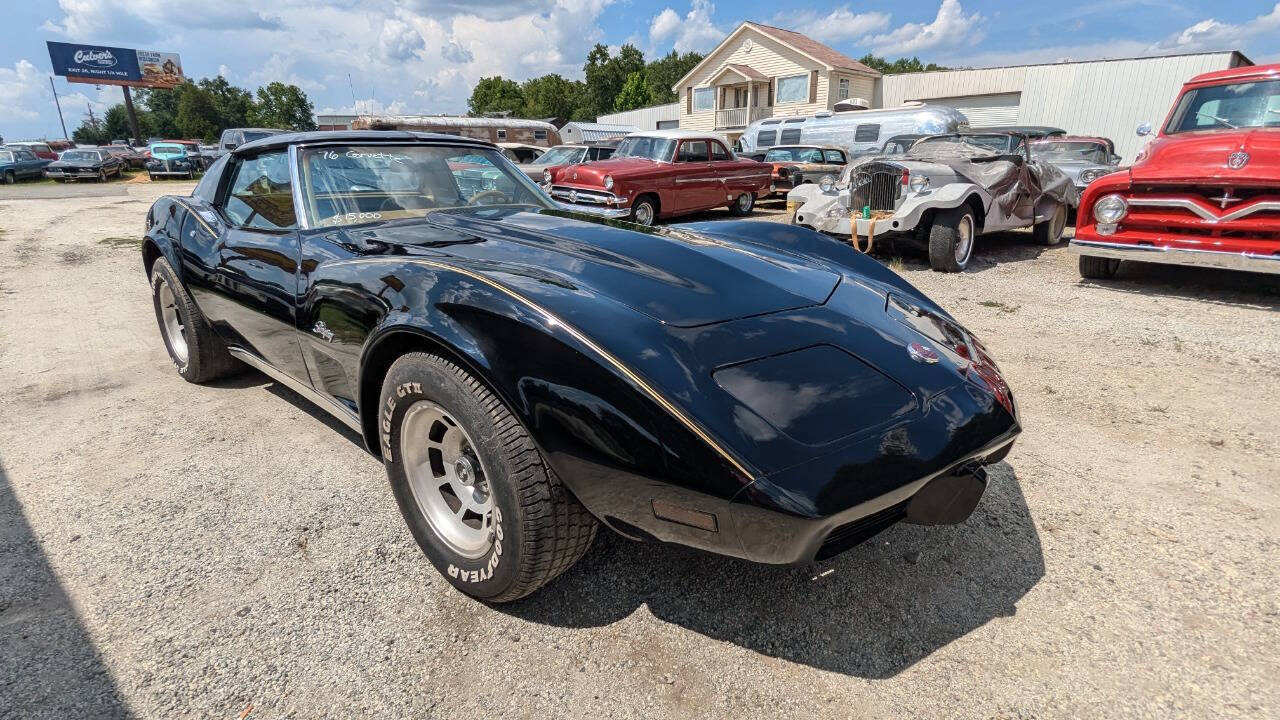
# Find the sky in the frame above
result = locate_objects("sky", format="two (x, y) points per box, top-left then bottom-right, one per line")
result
(2, 0), (1278, 141)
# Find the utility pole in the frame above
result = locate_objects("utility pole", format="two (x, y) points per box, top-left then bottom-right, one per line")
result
(49, 76), (69, 139)
(121, 86), (142, 144)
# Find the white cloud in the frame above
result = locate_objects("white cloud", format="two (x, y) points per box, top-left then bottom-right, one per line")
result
(1147, 2), (1280, 54)
(441, 40), (474, 64)
(647, 0), (723, 53)
(775, 7), (891, 44)
(318, 98), (410, 116)
(378, 17), (425, 63)
(0, 60), (45, 122)
(42, 0), (283, 39)
(862, 0), (985, 56)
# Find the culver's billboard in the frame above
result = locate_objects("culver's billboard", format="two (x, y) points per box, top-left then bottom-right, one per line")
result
(47, 41), (184, 88)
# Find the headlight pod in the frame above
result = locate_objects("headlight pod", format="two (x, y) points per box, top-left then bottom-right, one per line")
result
(542, 169), (552, 185)
(908, 174), (930, 193)
(1093, 193), (1128, 224)
(1079, 169), (1105, 184)
(818, 174), (837, 193)
(604, 175), (614, 190)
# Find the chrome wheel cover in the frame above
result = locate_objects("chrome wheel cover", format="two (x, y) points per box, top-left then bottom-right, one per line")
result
(1051, 205), (1066, 240)
(156, 280), (188, 364)
(955, 214), (975, 265)
(633, 202), (654, 226)
(400, 401), (496, 559)
(736, 193), (751, 210)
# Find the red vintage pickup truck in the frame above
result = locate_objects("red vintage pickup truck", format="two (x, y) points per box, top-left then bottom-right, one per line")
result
(544, 130), (772, 226)
(1072, 63), (1279, 279)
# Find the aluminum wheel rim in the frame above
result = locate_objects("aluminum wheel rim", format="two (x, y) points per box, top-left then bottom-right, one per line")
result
(955, 214), (975, 265)
(634, 202), (654, 225)
(157, 280), (188, 364)
(736, 194), (751, 210)
(400, 401), (495, 559)
(1052, 205), (1066, 239)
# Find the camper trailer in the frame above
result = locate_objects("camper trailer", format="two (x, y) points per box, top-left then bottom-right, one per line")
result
(350, 115), (561, 147)
(737, 103), (968, 157)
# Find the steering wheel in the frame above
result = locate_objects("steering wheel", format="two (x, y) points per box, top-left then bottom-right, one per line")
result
(467, 190), (509, 206)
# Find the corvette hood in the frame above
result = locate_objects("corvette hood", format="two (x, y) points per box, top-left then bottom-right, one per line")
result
(1131, 129), (1280, 183)
(375, 208), (841, 328)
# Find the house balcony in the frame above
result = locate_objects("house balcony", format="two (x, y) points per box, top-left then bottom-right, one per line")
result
(715, 106), (772, 130)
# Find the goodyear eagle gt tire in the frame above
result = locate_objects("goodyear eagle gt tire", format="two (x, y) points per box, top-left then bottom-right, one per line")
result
(380, 352), (597, 602)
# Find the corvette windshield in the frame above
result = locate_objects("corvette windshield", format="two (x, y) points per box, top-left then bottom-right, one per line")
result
(613, 136), (676, 162)
(299, 145), (553, 228)
(1031, 141), (1110, 164)
(536, 146), (585, 165)
(1166, 79), (1280, 133)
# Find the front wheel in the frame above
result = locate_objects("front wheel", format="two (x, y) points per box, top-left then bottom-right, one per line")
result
(381, 353), (597, 602)
(629, 196), (657, 226)
(1079, 255), (1121, 279)
(2, 171), (13, 185)
(927, 206), (977, 272)
(728, 192), (754, 216)
(1033, 204), (1067, 245)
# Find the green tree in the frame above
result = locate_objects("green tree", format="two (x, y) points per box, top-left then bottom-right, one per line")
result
(103, 103), (154, 142)
(250, 82), (317, 130)
(857, 54), (948, 75)
(198, 75), (254, 129)
(520, 74), (584, 120)
(71, 114), (109, 145)
(177, 86), (219, 141)
(643, 50), (704, 105)
(614, 70), (651, 112)
(136, 83), (189, 137)
(582, 43), (645, 116)
(468, 76), (525, 116)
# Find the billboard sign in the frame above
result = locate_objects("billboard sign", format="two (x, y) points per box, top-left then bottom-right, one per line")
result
(46, 41), (185, 88)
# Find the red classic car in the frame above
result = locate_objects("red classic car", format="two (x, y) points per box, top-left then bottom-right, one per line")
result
(1072, 63), (1280, 279)
(544, 130), (772, 225)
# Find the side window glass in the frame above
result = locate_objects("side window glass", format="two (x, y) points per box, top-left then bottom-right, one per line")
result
(677, 141), (709, 162)
(222, 151), (297, 230)
(824, 150), (845, 163)
(710, 142), (729, 161)
(756, 130), (776, 147)
(854, 124), (880, 143)
(779, 128), (801, 145)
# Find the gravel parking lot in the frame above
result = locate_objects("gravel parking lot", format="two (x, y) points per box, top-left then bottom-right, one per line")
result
(1, 183), (1277, 719)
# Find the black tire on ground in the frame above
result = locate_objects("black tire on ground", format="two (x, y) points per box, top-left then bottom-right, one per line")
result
(728, 192), (754, 216)
(97, 169), (107, 182)
(927, 205), (977, 273)
(629, 195), (658, 226)
(2, 171), (13, 185)
(1079, 255), (1121, 279)
(187, 171), (195, 180)
(149, 257), (240, 383)
(148, 173), (155, 181)
(380, 352), (597, 602)
(1033, 203), (1068, 245)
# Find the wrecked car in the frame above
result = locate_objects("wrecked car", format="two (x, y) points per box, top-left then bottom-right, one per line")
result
(789, 131), (1077, 272)
(1030, 136), (1123, 196)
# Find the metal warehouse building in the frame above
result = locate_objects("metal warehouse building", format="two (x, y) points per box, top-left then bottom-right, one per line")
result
(877, 51), (1251, 162)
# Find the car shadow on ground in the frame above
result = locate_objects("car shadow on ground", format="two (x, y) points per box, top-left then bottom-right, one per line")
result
(204, 371), (369, 449)
(499, 462), (1044, 679)
(1077, 262), (1280, 310)
(0, 462), (132, 718)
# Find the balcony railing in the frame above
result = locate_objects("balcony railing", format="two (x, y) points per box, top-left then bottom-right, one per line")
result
(715, 106), (772, 129)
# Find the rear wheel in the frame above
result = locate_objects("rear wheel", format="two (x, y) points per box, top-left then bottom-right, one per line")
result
(149, 257), (240, 382)
(97, 169), (107, 183)
(927, 206), (976, 272)
(1079, 255), (1121, 279)
(1033, 203), (1067, 245)
(630, 196), (657, 226)
(728, 192), (754, 216)
(2, 171), (13, 185)
(380, 353), (597, 602)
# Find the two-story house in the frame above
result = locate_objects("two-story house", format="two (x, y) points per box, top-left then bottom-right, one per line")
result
(672, 22), (880, 143)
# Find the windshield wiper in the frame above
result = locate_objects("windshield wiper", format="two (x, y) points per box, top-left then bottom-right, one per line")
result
(1195, 111), (1237, 129)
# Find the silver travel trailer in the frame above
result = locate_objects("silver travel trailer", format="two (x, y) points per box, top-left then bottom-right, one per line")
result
(738, 103), (969, 157)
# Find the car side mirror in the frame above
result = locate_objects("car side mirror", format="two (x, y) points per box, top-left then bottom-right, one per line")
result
(224, 143), (238, 150)
(1136, 123), (1153, 137)
(1109, 154), (1121, 165)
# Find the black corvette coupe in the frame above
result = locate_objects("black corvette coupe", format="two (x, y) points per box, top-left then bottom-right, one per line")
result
(141, 130), (1020, 601)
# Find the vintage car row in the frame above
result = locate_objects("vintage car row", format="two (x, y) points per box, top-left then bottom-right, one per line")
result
(544, 130), (772, 225)
(0, 147), (52, 183)
(140, 129), (1020, 601)
(789, 131), (1076, 272)
(44, 147), (128, 182)
(1073, 62), (1280, 279)
(517, 141), (616, 181)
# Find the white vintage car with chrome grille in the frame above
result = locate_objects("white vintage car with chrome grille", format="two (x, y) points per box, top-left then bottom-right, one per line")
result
(788, 132), (1077, 272)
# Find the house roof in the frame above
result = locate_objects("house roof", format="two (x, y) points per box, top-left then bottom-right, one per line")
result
(673, 22), (880, 92)
(711, 64), (768, 82)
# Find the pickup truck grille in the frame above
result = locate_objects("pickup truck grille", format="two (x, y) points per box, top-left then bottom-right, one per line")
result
(850, 162), (903, 213)
(1122, 185), (1280, 243)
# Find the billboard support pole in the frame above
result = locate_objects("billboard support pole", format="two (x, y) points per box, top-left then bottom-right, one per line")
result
(122, 86), (142, 145)
(49, 76), (69, 140)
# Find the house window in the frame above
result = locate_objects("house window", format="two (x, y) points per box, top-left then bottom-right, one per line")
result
(497, 129), (507, 140)
(656, 119), (679, 129)
(838, 77), (850, 101)
(854, 124), (880, 143)
(780, 128), (801, 144)
(534, 130), (547, 140)
(756, 130), (777, 147)
(693, 87), (714, 112)
(776, 74), (808, 104)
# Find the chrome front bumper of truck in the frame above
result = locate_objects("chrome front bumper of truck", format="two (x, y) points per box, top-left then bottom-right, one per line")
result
(1071, 239), (1280, 275)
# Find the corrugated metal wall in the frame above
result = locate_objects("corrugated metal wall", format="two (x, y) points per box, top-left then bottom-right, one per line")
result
(879, 52), (1243, 162)
(597, 103), (681, 130)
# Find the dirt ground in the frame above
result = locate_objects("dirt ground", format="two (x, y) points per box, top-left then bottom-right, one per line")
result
(0, 183), (1276, 719)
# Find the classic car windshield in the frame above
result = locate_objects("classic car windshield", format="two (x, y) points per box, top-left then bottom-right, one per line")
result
(909, 134), (1014, 156)
(613, 136), (676, 162)
(0, 152), (13, 163)
(764, 147), (825, 163)
(1166, 79), (1280, 133)
(536, 146), (586, 165)
(1031, 141), (1110, 164)
(151, 144), (185, 158)
(61, 151), (101, 162)
(298, 144), (552, 227)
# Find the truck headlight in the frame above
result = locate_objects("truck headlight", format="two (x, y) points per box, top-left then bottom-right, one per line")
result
(1093, 193), (1128, 224)
(908, 174), (930, 193)
(604, 175), (613, 190)
(818, 175), (837, 193)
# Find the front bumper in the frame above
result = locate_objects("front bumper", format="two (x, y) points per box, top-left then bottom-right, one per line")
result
(148, 169), (193, 177)
(45, 169), (103, 179)
(553, 201), (630, 219)
(1071, 238), (1280, 275)
(547, 184), (631, 218)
